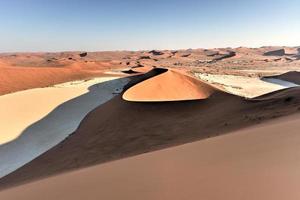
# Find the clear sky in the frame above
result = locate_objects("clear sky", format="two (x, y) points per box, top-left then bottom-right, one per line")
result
(0, 0), (299, 52)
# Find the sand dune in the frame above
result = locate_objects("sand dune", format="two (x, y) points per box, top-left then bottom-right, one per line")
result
(121, 66), (154, 74)
(131, 65), (154, 73)
(0, 77), (129, 178)
(263, 47), (300, 57)
(1, 69), (300, 189)
(266, 71), (300, 85)
(123, 69), (217, 102)
(0, 53), (127, 95)
(1, 113), (300, 200)
(261, 77), (299, 88)
(264, 48), (286, 56)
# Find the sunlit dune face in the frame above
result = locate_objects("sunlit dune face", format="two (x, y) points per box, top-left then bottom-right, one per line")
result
(131, 66), (154, 73)
(123, 69), (216, 102)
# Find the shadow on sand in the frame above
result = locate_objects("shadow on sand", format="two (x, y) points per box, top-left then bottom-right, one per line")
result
(0, 77), (129, 178)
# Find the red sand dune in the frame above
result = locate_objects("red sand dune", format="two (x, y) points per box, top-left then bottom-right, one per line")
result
(122, 66), (154, 74)
(123, 69), (217, 102)
(0, 59), (119, 95)
(131, 65), (154, 73)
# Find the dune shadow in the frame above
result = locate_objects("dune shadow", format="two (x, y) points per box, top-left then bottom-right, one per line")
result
(0, 77), (129, 178)
(261, 77), (299, 88)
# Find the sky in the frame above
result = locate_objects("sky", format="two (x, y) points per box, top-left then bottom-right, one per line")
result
(0, 0), (299, 52)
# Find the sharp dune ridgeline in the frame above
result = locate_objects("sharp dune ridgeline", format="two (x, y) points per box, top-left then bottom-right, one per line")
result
(1, 47), (300, 199)
(123, 69), (217, 102)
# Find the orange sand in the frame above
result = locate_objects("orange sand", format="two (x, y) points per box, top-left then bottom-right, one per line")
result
(123, 69), (217, 102)
(1, 114), (300, 200)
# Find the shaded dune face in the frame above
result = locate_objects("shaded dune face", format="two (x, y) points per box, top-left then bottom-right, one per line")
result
(123, 69), (217, 102)
(272, 71), (300, 85)
(263, 47), (300, 57)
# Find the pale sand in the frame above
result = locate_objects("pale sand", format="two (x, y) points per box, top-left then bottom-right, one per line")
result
(0, 77), (129, 177)
(0, 113), (300, 199)
(195, 73), (297, 98)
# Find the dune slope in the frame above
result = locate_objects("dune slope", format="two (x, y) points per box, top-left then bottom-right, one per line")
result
(0, 77), (129, 178)
(123, 69), (216, 102)
(1, 114), (300, 199)
(0, 56), (124, 95)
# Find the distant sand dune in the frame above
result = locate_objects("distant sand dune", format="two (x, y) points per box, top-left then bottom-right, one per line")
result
(266, 71), (300, 85)
(264, 47), (300, 57)
(0, 55), (123, 95)
(130, 65), (154, 73)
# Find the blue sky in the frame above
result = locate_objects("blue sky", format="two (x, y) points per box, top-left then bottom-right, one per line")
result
(0, 0), (299, 52)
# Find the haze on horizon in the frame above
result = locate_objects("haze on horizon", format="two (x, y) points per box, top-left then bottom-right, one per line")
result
(0, 0), (299, 52)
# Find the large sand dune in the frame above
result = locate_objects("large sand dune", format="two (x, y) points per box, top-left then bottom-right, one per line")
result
(1, 69), (300, 189)
(0, 77), (129, 178)
(123, 69), (217, 102)
(0, 113), (300, 200)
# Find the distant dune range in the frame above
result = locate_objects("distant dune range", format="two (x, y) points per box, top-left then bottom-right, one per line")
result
(1, 67), (300, 190)
(0, 53), (125, 95)
(1, 46), (300, 95)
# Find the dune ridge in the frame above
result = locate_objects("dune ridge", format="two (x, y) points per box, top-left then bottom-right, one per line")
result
(123, 69), (217, 102)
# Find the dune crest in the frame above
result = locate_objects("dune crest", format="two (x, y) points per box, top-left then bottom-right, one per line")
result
(123, 69), (217, 102)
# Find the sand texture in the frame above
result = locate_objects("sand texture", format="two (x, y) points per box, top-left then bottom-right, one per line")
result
(0, 114), (300, 200)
